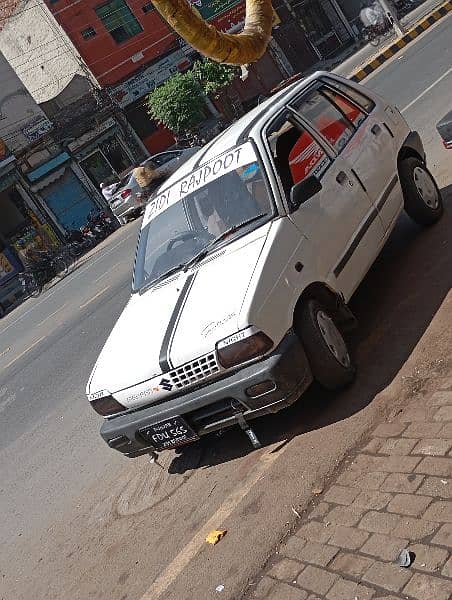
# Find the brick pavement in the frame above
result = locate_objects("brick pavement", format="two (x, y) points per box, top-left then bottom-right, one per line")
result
(246, 381), (452, 600)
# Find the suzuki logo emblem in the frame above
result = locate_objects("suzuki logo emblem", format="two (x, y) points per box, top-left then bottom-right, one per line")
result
(159, 378), (173, 392)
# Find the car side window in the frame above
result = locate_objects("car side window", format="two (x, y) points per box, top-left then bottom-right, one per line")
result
(324, 79), (376, 114)
(322, 88), (366, 127)
(290, 90), (355, 154)
(267, 117), (332, 198)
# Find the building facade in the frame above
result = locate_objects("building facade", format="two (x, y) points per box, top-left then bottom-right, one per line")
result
(44, 0), (299, 152)
(0, 0), (146, 216)
(0, 49), (60, 312)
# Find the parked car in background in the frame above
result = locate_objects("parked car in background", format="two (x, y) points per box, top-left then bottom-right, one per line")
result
(110, 148), (200, 225)
(437, 110), (452, 149)
(140, 148), (200, 176)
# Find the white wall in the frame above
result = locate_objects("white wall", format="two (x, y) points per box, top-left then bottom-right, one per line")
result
(0, 0), (92, 105)
(0, 50), (51, 153)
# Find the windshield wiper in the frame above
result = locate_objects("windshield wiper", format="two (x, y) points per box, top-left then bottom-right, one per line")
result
(183, 213), (268, 272)
(139, 263), (185, 294)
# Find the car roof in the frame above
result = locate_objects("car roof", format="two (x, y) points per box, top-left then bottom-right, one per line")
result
(160, 71), (329, 191)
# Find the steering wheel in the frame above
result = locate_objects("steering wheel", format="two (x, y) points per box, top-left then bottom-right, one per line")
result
(166, 231), (204, 251)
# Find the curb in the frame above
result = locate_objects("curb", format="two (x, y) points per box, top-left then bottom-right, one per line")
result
(351, 0), (452, 82)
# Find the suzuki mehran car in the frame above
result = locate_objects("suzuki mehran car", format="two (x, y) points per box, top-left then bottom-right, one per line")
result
(87, 72), (443, 458)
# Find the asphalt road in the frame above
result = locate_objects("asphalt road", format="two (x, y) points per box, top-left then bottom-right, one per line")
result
(1, 14), (452, 600)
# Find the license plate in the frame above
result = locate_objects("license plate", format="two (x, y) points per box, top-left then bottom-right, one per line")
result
(140, 416), (199, 451)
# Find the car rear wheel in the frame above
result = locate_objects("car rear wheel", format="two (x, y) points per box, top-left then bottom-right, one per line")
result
(399, 157), (443, 226)
(297, 299), (355, 391)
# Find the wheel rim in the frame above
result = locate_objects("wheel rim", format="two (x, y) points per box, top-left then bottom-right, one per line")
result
(316, 310), (351, 368)
(413, 166), (439, 209)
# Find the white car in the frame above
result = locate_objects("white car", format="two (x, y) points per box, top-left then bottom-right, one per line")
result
(110, 148), (200, 225)
(87, 72), (443, 457)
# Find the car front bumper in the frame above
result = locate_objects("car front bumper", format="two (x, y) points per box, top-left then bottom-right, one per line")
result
(100, 331), (313, 457)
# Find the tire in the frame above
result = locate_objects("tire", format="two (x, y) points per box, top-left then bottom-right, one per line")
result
(399, 157), (443, 226)
(297, 299), (356, 391)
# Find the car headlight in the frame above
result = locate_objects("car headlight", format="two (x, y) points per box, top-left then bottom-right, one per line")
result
(88, 390), (126, 416)
(216, 327), (273, 369)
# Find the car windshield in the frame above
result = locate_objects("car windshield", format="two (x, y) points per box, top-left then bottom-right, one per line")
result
(133, 142), (273, 292)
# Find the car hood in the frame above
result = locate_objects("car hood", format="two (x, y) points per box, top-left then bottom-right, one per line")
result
(87, 225), (270, 407)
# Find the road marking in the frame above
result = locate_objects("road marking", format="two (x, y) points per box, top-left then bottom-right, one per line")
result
(37, 303), (66, 327)
(140, 442), (289, 600)
(2, 336), (46, 370)
(401, 65), (452, 113)
(79, 285), (111, 309)
(94, 263), (122, 283)
(0, 347), (11, 358)
(0, 231), (134, 337)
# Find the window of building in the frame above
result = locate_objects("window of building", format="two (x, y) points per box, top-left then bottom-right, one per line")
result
(125, 100), (158, 139)
(95, 0), (143, 44)
(290, 90), (355, 153)
(322, 88), (366, 127)
(81, 26), (97, 40)
(142, 2), (154, 13)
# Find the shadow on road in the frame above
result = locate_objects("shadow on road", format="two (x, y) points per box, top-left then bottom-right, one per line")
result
(171, 184), (452, 473)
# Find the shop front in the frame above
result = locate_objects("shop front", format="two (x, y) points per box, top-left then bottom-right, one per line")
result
(26, 152), (103, 234)
(292, 0), (355, 58)
(111, 50), (192, 153)
(0, 157), (60, 313)
(68, 118), (134, 188)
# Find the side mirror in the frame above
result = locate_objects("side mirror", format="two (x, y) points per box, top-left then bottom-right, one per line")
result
(289, 175), (322, 211)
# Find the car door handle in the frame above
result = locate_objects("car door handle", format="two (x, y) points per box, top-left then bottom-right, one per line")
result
(336, 171), (349, 185)
(371, 123), (382, 136)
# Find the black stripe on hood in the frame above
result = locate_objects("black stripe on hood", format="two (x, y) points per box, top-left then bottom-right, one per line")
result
(159, 272), (196, 372)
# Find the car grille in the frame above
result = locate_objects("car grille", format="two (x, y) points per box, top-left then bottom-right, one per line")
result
(169, 353), (220, 390)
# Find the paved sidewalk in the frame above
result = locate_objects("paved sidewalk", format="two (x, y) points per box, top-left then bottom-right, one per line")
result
(246, 381), (452, 599)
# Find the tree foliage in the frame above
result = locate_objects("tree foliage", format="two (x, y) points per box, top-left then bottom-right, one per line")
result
(192, 59), (236, 95)
(146, 72), (205, 134)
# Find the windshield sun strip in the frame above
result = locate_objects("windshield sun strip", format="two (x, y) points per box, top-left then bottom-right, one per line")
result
(146, 143), (255, 205)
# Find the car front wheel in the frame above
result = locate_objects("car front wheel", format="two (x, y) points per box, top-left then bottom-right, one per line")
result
(297, 299), (355, 391)
(399, 157), (443, 226)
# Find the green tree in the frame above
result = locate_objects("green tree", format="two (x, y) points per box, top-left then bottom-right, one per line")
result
(192, 59), (236, 95)
(146, 72), (205, 134)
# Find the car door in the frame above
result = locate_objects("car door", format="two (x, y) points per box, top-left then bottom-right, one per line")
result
(266, 105), (383, 300)
(321, 78), (401, 232)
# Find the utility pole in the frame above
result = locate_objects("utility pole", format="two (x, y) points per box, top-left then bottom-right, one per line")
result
(378, 0), (405, 36)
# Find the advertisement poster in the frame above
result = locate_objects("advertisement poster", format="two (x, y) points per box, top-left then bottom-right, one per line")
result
(189, 0), (242, 22)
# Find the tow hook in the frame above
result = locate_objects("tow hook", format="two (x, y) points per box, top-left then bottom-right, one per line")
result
(235, 411), (262, 450)
(148, 450), (164, 469)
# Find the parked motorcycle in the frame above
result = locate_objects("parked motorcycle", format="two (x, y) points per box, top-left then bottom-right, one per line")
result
(361, 18), (391, 46)
(19, 250), (69, 297)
